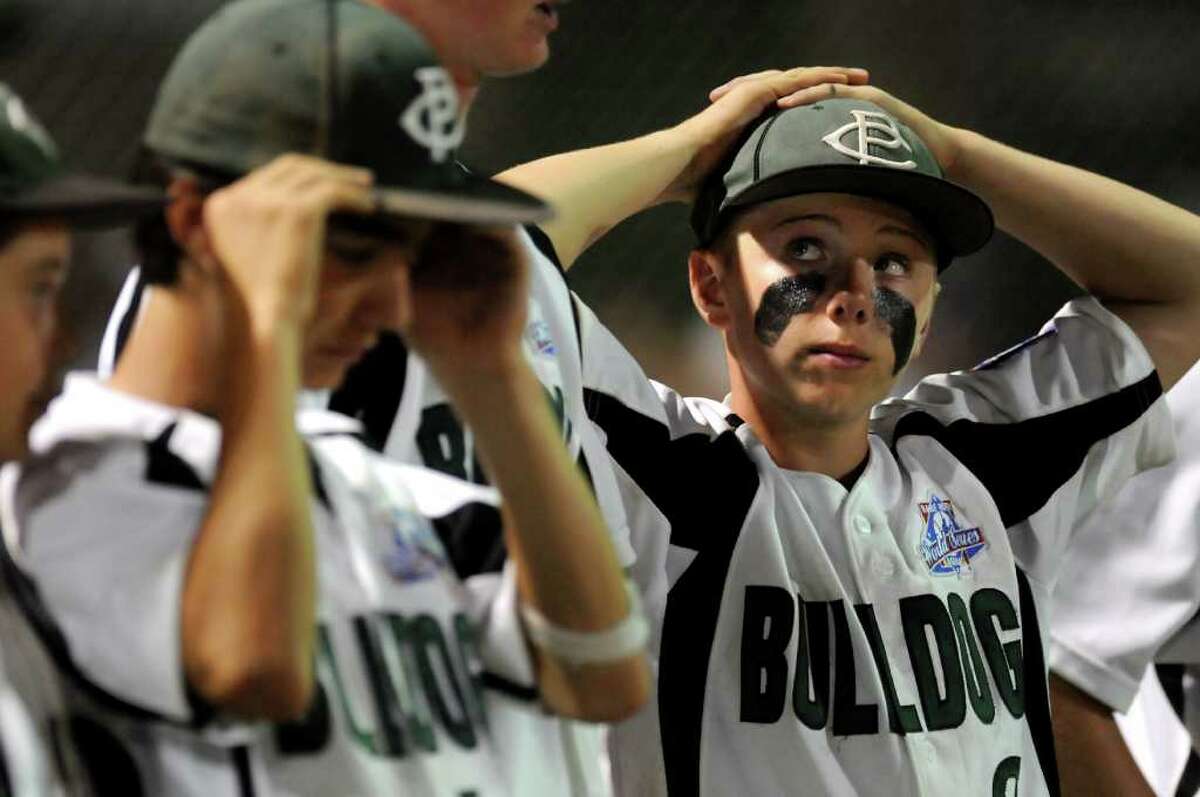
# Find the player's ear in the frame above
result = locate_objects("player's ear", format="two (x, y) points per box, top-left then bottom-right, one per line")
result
(163, 176), (217, 273)
(689, 247), (731, 330)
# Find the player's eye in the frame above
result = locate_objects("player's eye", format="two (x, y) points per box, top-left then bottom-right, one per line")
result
(875, 253), (910, 277)
(26, 277), (63, 306)
(785, 237), (825, 263)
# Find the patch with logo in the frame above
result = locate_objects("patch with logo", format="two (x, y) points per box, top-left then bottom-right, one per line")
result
(526, 319), (558, 357)
(917, 495), (988, 576)
(378, 505), (448, 583)
(822, 109), (917, 170)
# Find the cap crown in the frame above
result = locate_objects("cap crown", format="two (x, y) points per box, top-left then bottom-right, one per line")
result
(145, 0), (465, 190)
(691, 99), (993, 264)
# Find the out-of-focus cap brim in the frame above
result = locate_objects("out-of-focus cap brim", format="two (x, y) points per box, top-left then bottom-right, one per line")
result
(374, 173), (552, 227)
(0, 173), (167, 228)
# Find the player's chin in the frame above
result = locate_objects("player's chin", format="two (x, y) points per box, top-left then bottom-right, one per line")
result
(484, 34), (551, 76)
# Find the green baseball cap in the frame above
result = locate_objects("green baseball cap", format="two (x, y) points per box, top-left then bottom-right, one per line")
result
(144, 0), (550, 227)
(0, 84), (165, 227)
(691, 98), (993, 270)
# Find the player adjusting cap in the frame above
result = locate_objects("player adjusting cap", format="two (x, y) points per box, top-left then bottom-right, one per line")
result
(144, 0), (550, 227)
(0, 84), (165, 228)
(691, 98), (993, 270)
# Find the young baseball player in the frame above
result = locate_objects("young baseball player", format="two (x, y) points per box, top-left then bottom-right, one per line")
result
(1047, 365), (1200, 796)
(1, 1), (648, 795)
(492, 76), (1200, 795)
(92, 7), (867, 793)
(0, 84), (164, 795)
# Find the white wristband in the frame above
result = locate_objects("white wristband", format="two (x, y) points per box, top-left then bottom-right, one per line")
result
(520, 579), (649, 666)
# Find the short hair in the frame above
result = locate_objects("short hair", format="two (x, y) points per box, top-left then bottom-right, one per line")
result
(0, 223), (17, 251)
(129, 148), (237, 287)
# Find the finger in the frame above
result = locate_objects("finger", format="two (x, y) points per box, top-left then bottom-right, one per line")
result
(709, 69), (782, 101)
(785, 66), (870, 84)
(262, 154), (374, 188)
(776, 82), (873, 109)
(308, 181), (377, 216)
(712, 66), (869, 103)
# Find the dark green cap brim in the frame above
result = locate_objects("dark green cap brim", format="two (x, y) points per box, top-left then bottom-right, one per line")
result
(0, 173), (166, 228)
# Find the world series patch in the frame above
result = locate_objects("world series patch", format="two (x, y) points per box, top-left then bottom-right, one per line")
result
(918, 495), (988, 576)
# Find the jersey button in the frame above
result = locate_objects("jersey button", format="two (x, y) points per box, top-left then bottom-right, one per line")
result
(853, 515), (872, 535)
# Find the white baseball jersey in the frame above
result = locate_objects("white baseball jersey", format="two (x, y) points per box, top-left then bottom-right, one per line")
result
(2, 373), (543, 796)
(0, 575), (82, 797)
(575, 296), (1172, 796)
(1049, 360), (1200, 796)
(97, 226), (631, 797)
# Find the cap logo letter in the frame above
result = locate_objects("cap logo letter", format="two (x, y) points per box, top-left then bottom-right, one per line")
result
(822, 110), (917, 169)
(5, 94), (56, 160)
(400, 66), (464, 164)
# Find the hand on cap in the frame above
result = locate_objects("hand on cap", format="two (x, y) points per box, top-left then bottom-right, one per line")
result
(399, 223), (530, 384)
(202, 154), (375, 332)
(771, 83), (963, 175)
(662, 66), (870, 204)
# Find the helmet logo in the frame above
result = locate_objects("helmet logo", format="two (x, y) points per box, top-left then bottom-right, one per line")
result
(822, 110), (916, 169)
(400, 66), (464, 164)
(4, 94), (57, 160)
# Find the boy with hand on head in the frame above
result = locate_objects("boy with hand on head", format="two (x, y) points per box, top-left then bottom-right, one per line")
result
(495, 73), (1200, 795)
(0, 83), (164, 795)
(2, 2), (649, 795)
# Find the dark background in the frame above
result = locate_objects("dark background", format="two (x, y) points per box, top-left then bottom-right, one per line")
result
(3, 0), (1198, 396)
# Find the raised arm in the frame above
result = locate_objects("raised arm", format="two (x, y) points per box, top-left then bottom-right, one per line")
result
(496, 66), (870, 269)
(403, 225), (651, 721)
(758, 81), (1200, 389)
(179, 155), (375, 719)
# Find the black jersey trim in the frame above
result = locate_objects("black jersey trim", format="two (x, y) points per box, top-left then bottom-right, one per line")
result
(480, 672), (540, 704)
(111, 268), (147, 364)
(889, 371), (1162, 529)
(1016, 567), (1061, 797)
(430, 501), (506, 579)
(1176, 750), (1200, 797)
(328, 332), (409, 452)
(231, 745), (256, 797)
(523, 225), (565, 278)
(584, 388), (760, 795)
(145, 424), (205, 492)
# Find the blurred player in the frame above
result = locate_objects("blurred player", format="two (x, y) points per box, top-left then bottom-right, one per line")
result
(0, 83), (164, 795)
(2, 1), (648, 795)
(493, 74), (1200, 794)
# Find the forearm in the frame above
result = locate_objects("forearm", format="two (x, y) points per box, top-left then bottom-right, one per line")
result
(950, 129), (1200, 305)
(496, 128), (694, 269)
(181, 311), (315, 719)
(441, 359), (629, 629)
(1050, 674), (1153, 797)
(436, 358), (649, 720)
